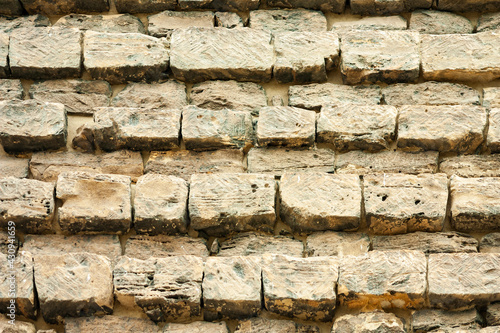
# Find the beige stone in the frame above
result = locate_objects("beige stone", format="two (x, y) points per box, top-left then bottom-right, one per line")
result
(0, 232), (16, 255)
(484, 87), (500, 108)
(435, 0), (500, 12)
(487, 303), (500, 326)
(481, 233), (500, 253)
(217, 232), (303, 257)
(266, 0), (345, 12)
(115, 0), (175, 13)
(331, 16), (407, 32)
(0, 156), (29, 178)
(148, 11), (214, 38)
(410, 10), (473, 34)
(332, 312), (405, 333)
(0, 317), (35, 332)
(112, 81), (187, 110)
(54, 14), (145, 33)
(340, 30), (420, 84)
(65, 316), (160, 333)
(428, 253), (500, 310)
(0, 33), (6, 78)
(351, 0), (431, 14)
(488, 108), (500, 152)
(19, 0), (109, 14)
(215, 12), (243, 28)
(249, 9), (327, 33)
(0, 79), (23, 101)
(305, 231), (370, 257)
(0, 14), (50, 34)
(440, 155), (500, 178)
(412, 309), (481, 333)
(235, 318), (319, 333)
(56, 172), (132, 234)
(164, 321), (229, 333)
(397, 105), (487, 154)
(280, 172), (362, 233)
(478, 12), (500, 32)
(124, 235), (209, 260)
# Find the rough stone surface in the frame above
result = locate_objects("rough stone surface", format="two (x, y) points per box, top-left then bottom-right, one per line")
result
(440, 155), (500, 178)
(249, 9), (326, 33)
(305, 231), (370, 257)
(65, 316), (160, 333)
(246, 147), (334, 176)
(478, 12), (500, 32)
(0, 156), (29, 178)
(487, 303), (500, 326)
(0, 79), (23, 101)
(19, 0), (109, 14)
(182, 107), (253, 151)
(410, 10), (473, 34)
(364, 173), (449, 235)
(56, 172), (132, 234)
(177, 0), (213, 10)
(332, 312), (405, 333)
(289, 83), (381, 111)
(202, 256), (261, 320)
(112, 81), (187, 110)
(0, 33), (6, 78)
(481, 233), (500, 253)
(0, 316), (36, 332)
(266, 0), (344, 12)
(114, 255), (203, 322)
(0, 177), (54, 233)
(338, 250), (427, 310)
(435, 0), (500, 12)
(450, 176), (500, 233)
(124, 235), (209, 260)
(84, 31), (169, 84)
(165, 321), (229, 333)
(54, 14), (145, 33)
(9, 27), (82, 79)
(257, 106), (316, 148)
(331, 16), (407, 32)
(92, 107), (181, 151)
(484, 87), (500, 108)
(274, 31), (339, 84)
(0, 100), (67, 153)
(34, 253), (113, 324)
(341, 30), (420, 84)
(397, 105), (487, 154)
(71, 123), (96, 153)
(318, 104), (397, 152)
(489, 108), (500, 152)
(190, 80), (266, 116)
(350, 0), (432, 15)
(412, 309), (481, 332)
(115, 0), (175, 13)
(382, 82), (480, 106)
(428, 253), (500, 310)
(29, 79), (112, 115)
(0, 232), (16, 255)
(0, 15), (50, 33)
(217, 232), (303, 257)
(148, 11), (214, 38)
(421, 32), (500, 82)
(189, 173), (276, 236)
(372, 232), (478, 254)
(235, 318), (319, 333)
(0, 0), (23, 15)
(215, 12), (243, 28)
(336, 150), (439, 174)
(280, 172), (362, 233)
(171, 28), (273, 83)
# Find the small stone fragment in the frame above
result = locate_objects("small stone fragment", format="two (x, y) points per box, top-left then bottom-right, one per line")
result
(340, 30), (420, 84)
(0, 156), (29, 178)
(478, 12), (500, 32)
(481, 233), (500, 253)
(112, 81), (187, 110)
(435, 0), (500, 12)
(412, 309), (482, 332)
(489, 108), (500, 152)
(148, 11), (214, 38)
(124, 235), (209, 260)
(0, 79), (23, 101)
(0, 33), (6, 78)
(189, 173), (276, 236)
(71, 123), (95, 153)
(484, 87), (500, 108)
(330, 16), (407, 32)
(115, 0), (176, 13)
(56, 172), (132, 234)
(249, 9), (327, 33)
(0, 0), (23, 15)
(218, 232), (303, 257)
(54, 14), (145, 33)
(440, 155), (500, 178)
(203, 256), (261, 320)
(235, 317), (319, 333)
(332, 312), (405, 333)
(487, 303), (500, 326)
(0, 316), (36, 333)
(215, 12), (243, 28)
(164, 321), (229, 333)
(410, 10), (473, 34)
(350, 0), (432, 15)
(279, 172), (362, 233)
(271, 95), (283, 106)
(397, 105), (487, 154)
(19, 0), (109, 14)
(305, 231), (370, 257)
(65, 316), (160, 333)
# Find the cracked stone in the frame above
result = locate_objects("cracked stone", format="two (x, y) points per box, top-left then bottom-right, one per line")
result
(217, 232), (303, 257)
(412, 309), (481, 333)
(112, 80), (187, 110)
(0, 156), (29, 178)
(54, 14), (146, 33)
(305, 231), (370, 257)
(410, 10), (473, 34)
(0, 79), (23, 101)
(124, 235), (209, 260)
(249, 9), (327, 33)
(481, 233), (500, 253)
(148, 11), (214, 38)
(440, 155), (500, 178)
(332, 312), (405, 333)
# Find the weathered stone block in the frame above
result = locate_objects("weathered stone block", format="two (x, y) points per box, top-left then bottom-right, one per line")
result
(450, 176), (500, 233)
(0, 33), (7, 78)
(318, 104), (397, 152)
(484, 87), (500, 108)
(440, 155), (500, 178)
(9, 27), (81, 79)
(189, 173), (276, 236)
(332, 312), (405, 333)
(56, 172), (132, 234)
(338, 250), (427, 309)
(410, 10), (473, 34)
(397, 105), (487, 154)
(0, 232), (17, 256)
(182, 107), (253, 151)
(421, 32), (500, 82)
(34, 253), (113, 324)
(217, 232), (303, 257)
(0, 316), (36, 332)
(341, 30), (420, 84)
(124, 235), (209, 260)
(412, 309), (481, 333)
(65, 316), (160, 333)
(0, 79), (23, 101)
(112, 81), (187, 110)
(0, 100), (67, 152)
(364, 173), (448, 235)
(305, 231), (370, 257)
(487, 303), (500, 326)
(19, 0), (109, 14)
(84, 31), (169, 84)
(0, 15), (50, 33)
(170, 27), (273, 83)
(0, 156), (29, 178)
(211, 0), (260, 11)
(382, 82), (480, 106)
(203, 256), (261, 320)
(267, 0), (344, 12)
(0, 178), (54, 233)
(289, 83), (381, 111)
(0, 0), (23, 15)
(249, 9), (327, 33)
(274, 31), (338, 83)
(29, 79), (112, 115)
(54, 14), (145, 33)
(235, 318), (319, 333)
(215, 12), (243, 28)
(190, 80), (266, 116)
(481, 233), (500, 253)
(428, 253), (500, 310)
(350, 0), (431, 15)
(92, 107), (181, 151)
(165, 321), (229, 333)
(478, 12), (500, 32)
(148, 11), (214, 38)
(489, 108), (500, 152)
(435, 0), (500, 12)
(177, 0), (213, 9)
(280, 172), (362, 233)
(257, 106), (316, 148)
(331, 16), (407, 32)
(115, 0), (175, 13)
(114, 255), (203, 322)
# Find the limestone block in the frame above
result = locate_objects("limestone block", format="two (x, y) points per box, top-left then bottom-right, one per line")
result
(148, 11), (214, 38)
(112, 81), (187, 110)
(0, 0), (23, 15)
(266, 0), (344, 12)
(0, 79), (23, 101)
(350, 0), (432, 15)
(0, 156), (29, 178)
(478, 12), (500, 32)
(234, 318), (319, 333)
(215, 12), (243, 28)
(410, 10), (473, 34)
(0, 15), (50, 34)
(115, 0), (175, 13)
(305, 231), (370, 257)
(489, 108), (500, 152)
(54, 14), (145, 33)
(440, 155), (500, 178)
(331, 16), (407, 32)
(217, 232), (303, 257)
(164, 321), (229, 333)
(412, 309), (481, 332)
(19, 0), (109, 14)
(332, 312), (405, 333)
(481, 233), (500, 253)
(249, 9), (327, 33)
(124, 235), (208, 260)
(435, 0), (500, 12)
(487, 303), (500, 326)
(65, 316), (160, 333)
(484, 87), (500, 108)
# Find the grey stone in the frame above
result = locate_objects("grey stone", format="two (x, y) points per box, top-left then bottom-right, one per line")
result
(279, 172), (362, 233)
(487, 303), (500, 326)
(481, 233), (500, 253)
(0, 156), (29, 178)
(9, 27), (81, 79)
(435, 0), (500, 12)
(92, 107), (181, 151)
(288, 83), (381, 111)
(350, 0), (432, 15)
(65, 316), (160, 333)
(84, 31), (169, 84)
(124, 235), (209, 260)
(189, 173), (276, 236)
(364, 173), (449, 235)
(478, 12), (500, 32)
(170, 28), (273, 83)
(412, 309), (481, 333)
(257, 106), (316, 148)
(489, 108), (500, 152)
(246, 147), (335, 176)
(332, 312), (405, 333)
(112, 81), (187, 110)
(382, 82), (480, 106)
(217, 232), (303, 257)
(56, 172), (132, 234)
(0, 79), (23, 101)
(341, 30), (420, 84)
(338, 250), (427, 310)
(249, 9), (327, 33)
(397, 105), (487, 154)
(34, 253), (113, 324)
(19, 0), (109, 14)
(484, 87), (500, 108)
(318, 104), (397, 152)
(410, 10), (473, 34)
(0, 177), (55, 234)
(114, 255), (203, 322)
(440, 155), (500, 178)
(0, 0), (23, 15)
(428, 253), (500, 310)
(305, 231), (370, 257)
(29, 79), (111, 115)
(182, 107), (253, 151)
(215, 12), (243, 28)
(331, 16), (407, 32)
(0, 316), (36, 332)
(450, 176), (500, 233)
(54, 14), (145, 33)
(0, 15), (50, 34)
(266, 0), (345, 12)
(164, 321), (229, 333)
(148, 11), (214, 38)
(234, 318), (319, 333)
(115, 0), (175, 13)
